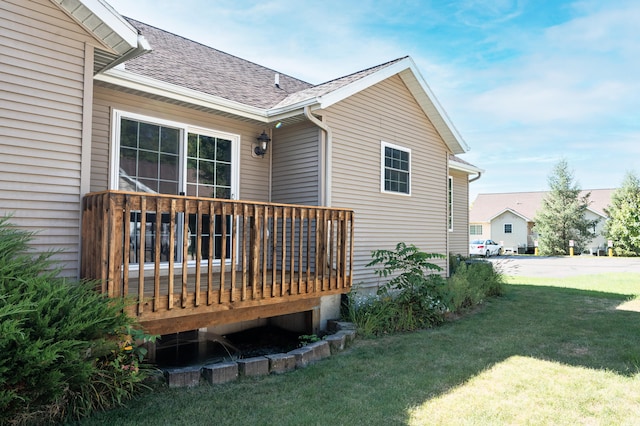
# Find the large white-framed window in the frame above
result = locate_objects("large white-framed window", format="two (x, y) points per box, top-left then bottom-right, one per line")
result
(110, 110), (240, 267)
(381, 141), (411, 195)
(448, 176), (453, 231)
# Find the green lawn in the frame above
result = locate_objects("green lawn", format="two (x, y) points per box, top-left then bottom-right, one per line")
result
(82, 273), (640, 425)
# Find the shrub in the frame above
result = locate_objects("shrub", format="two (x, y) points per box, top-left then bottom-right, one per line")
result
(0, 217), (156, 425)
(343, 291), (402, 337)
(343, 243), (447, 336)
(445, 258), (504, 313)
(345, 251), (506, 335)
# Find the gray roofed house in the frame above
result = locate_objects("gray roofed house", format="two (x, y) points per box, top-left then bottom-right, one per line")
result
(469, 189), (614, 254)
(2, 0), (482, 337)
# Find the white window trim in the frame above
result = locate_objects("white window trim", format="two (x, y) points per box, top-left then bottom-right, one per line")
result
(110, 109), (240, 199)
(110, 109), (241, 271)
(504, 223), (513, 234)
(380, 141), (411, 196)
(448, 176), (453, 232)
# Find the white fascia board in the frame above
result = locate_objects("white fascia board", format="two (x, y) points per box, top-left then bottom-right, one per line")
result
(314, 59), (411, 109)
(54, 0), (139, 53)
(488, 208), (531, 223)
(307, 56), (469, 155)
(449, 160), (484, 174)
(398, 61), (469, 154)
(265, 98), (320, 120)
(586, 206), (607, 219)
(96, 68), (270, 122)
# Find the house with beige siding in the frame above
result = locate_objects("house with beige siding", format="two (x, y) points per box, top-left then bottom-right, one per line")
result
(469, 189), (613, 254)
(1, 0), (480, 337)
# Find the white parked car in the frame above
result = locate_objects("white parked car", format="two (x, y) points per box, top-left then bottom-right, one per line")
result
(470, 239), (503, 257)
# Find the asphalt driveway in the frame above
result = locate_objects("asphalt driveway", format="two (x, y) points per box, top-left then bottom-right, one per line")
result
(487, 255), (640, 278)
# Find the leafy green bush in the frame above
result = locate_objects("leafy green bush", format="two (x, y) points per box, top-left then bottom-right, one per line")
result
(343, 291), (402, 337)
(0, 217), (156, 425)
(344, 249), (505, 336)
(344, 243), (447, 336)
(445, 257), (504, 313)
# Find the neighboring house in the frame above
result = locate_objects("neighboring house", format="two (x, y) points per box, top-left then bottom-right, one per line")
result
(469, 189), (614, 254)
(1, 0), (480, 337)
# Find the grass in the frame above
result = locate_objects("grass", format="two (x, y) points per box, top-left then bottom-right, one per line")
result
(82, 273), (640, 425)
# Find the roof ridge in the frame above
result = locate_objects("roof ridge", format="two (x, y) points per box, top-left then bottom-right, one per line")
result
(476, 188), (616, 196)
(313, 56), (409, 87)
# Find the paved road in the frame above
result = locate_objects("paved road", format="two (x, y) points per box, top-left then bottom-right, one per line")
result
(487, 255), (640, 278)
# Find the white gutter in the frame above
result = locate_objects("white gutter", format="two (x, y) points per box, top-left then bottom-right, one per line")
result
(304, 106), (332, 207)
(449, 159), (484, 183)
(99, 34), (152, 73)
(469, 172), (482, 183)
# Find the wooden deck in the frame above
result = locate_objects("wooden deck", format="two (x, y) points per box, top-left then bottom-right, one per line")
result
(82, 191), (354, 334)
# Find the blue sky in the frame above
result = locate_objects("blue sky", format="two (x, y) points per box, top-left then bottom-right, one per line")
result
(106, 0), (639, 203)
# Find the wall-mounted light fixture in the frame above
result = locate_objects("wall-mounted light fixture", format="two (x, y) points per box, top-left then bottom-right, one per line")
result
(253, 131), (271, 157)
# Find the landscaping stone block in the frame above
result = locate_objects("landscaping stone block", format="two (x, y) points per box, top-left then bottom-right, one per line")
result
(288, 346), (315, 368)
(202, 362), (238, 385)
(265, 353), (296, 374)
(325, 333), (346, 353)
(164, 366), (201, 388)
(327, 320), (356, 333)
(237, 356), (269, 376)
(308, 340), (331, 360)
(335, 329), (356, 345)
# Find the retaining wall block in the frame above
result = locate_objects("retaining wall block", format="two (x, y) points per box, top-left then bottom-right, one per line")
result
(202, 362), (238, 385)
(237, 356), (270, 377)
(308, 340), (331, 360)
(325, 333), (346, 353)
(265, 353), (296, 374)
(335, 329), (357, 345)
(288, 346), (315, 368)
(164, 366), (202, 388)
(327, 320), (357, 333)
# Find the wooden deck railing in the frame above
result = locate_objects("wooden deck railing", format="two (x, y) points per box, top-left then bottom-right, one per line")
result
(81, 191), (354, 334)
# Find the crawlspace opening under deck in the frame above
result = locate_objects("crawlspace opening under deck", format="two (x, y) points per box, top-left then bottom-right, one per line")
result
(150, 311), (315, 368)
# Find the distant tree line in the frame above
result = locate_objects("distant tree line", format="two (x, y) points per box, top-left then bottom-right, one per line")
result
(533, 159), (640, 256)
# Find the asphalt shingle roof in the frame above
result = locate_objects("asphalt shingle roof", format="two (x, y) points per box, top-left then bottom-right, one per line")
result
(470, 189), (615, 223)
(272, 57), (408, 108)
(123, 18), (313, 109)
(123, 19), (409, 111)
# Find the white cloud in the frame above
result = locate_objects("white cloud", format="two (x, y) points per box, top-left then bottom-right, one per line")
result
(453, 0), (525, 28)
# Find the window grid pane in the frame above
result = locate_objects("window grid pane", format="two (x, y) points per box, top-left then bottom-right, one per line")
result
(470, 225), (483, 235)
(384, 146), (410, 194)
(186, 133), (232, 199)
(119, 119), (180, 194)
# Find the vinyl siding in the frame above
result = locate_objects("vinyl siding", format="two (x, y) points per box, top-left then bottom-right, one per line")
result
(586, 210), (608, 250)
(324, 75), (450, 288)
(0, 0), (99, 276)
(491, 212), (528, 249)
(91, 85), (270, 201)
(449, 170), (469, 256)
(271, 122), (320, 205)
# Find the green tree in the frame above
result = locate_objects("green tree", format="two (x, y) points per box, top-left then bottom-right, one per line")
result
(533, 159), (597, 255)
(603, 172), (640, 256)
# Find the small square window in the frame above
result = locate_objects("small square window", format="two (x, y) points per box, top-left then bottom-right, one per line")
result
(504, 223), (513, 234)
(470, 224), (482, 235)
(381, 142), (410, 195)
